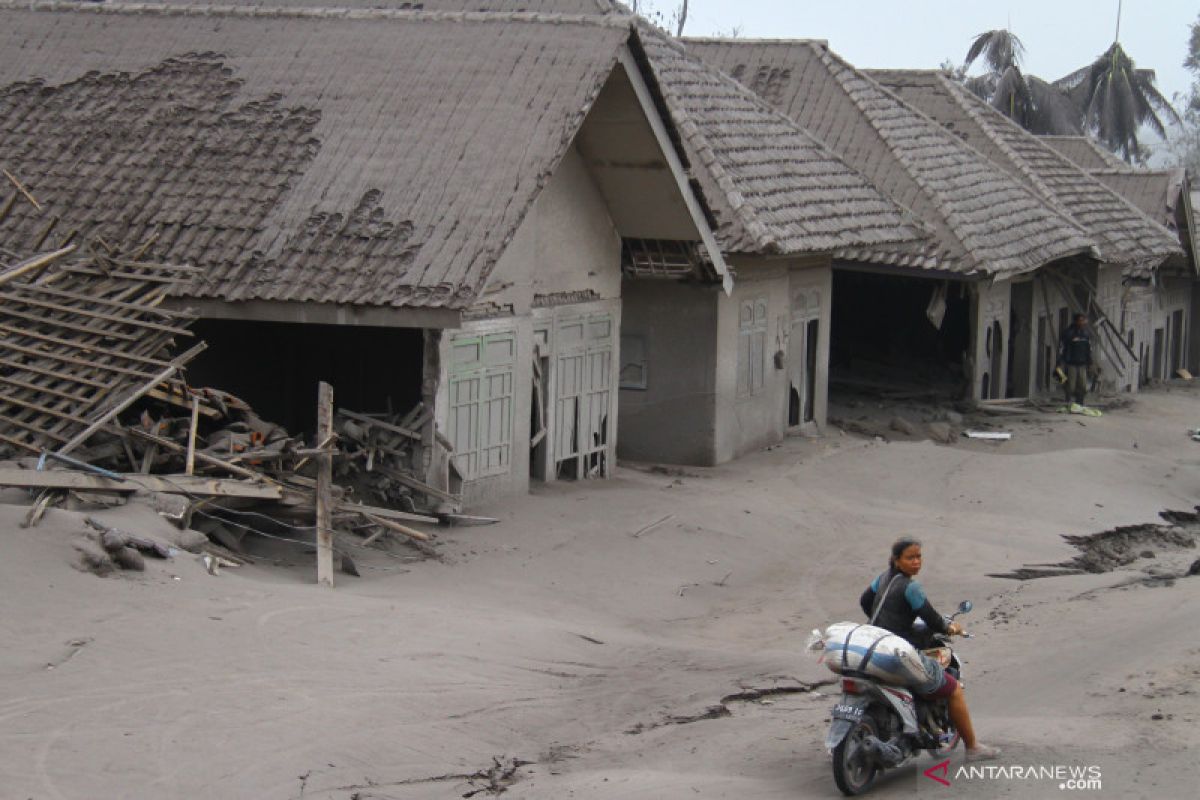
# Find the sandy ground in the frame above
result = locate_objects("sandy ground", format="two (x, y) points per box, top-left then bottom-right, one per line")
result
(2, 386), (1199, 800)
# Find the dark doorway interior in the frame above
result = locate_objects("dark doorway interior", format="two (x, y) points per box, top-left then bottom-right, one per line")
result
(1152, 328), (1165, 381)
(187, 320), (424, 437)
(830, 272), (971, 396)
(1009, 282), (1033, 397)
(1171, 309), (1184, 374)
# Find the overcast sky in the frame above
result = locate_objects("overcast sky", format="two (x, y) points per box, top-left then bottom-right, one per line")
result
(641, 1), (1197, 107)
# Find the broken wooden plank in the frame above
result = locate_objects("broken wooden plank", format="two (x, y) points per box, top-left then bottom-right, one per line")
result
(335, 501), (438, 525)
(439, 513), (499, 527)
(338, 409), (421, 441)
(2, 169), (40, 210)
(56, 342), (207, 456)
(359, 511), (431, 542)
(0, 244), (77, 288)
(376, 465), (460, 505)
(316, 381), (335, 588)
(0, 467), (284, 499)
(185, 397), (200, 476)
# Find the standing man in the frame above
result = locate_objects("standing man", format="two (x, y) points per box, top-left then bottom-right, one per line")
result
(1057, 313), (1093, 405)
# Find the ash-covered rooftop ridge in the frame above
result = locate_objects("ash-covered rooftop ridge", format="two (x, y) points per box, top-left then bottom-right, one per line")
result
(684, 37), (1099, 277)
(635, 24), (930, 259)
(865, 68), (1182, 274)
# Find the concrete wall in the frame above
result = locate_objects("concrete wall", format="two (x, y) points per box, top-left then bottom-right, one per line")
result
(970, 279), (1011, 400)
(617, 280), (720, 465)
(712, 257), (832, 462)
(618, 258), (832, 467)
(1154, 276), (1192, 380)
(485, 144), (622, 314)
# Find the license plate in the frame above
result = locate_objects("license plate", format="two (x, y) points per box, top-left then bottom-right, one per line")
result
(832, 703), (864, 722)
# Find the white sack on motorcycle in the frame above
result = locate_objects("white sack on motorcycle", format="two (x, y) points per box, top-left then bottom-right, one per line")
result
(818, 622), (943, 692)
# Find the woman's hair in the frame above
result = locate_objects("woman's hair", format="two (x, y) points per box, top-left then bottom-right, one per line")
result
(888, 536), (922, 570)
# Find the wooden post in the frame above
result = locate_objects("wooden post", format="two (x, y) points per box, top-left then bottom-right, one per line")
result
(185, 397), (200, 476)
(315, 382), (335, 587)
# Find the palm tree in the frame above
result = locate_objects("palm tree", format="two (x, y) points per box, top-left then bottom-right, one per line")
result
(1055, 42), (1181, 162)
(963, 30), (1080, 135)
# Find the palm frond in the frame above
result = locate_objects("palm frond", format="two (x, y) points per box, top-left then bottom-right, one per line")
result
(991, 65), (1032, 122)
(1068, 41), (1179, 161)
(963, 73), (997, 100)
(965, 29), (1025, 73)
(1026, 76), (1083, 134)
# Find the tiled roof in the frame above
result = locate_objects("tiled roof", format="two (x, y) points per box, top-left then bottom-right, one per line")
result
(0, 2), (631, 309)
(865, 70), (1181, 274)
(637, 27), (928, 257)
(1039, 135), (1132, 171)
(1087, 169), (1184, 230)
(686, 39), (1098, 277)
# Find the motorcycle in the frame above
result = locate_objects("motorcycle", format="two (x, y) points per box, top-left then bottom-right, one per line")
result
(826, 600), (973, 796)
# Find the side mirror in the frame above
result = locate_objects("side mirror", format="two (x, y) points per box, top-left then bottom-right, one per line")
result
(957, 600), (973, 615)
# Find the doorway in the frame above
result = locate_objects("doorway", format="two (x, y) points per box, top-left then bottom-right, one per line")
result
(1152, 328), (1165, 381)
(1009, 282), (1033, 397)
(1170, 309), (1184, 375)
(788, 316), (820, 428)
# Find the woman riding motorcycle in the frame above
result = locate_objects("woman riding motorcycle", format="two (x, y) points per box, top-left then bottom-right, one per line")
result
(859, 537), (1000, 761)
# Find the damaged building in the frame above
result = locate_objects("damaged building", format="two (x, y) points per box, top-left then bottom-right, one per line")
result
(1041, 136), (1199, 384)
(0, 1), (738, 500)
(687, 39), (1099, 402)
(687, 39), (1191, 402)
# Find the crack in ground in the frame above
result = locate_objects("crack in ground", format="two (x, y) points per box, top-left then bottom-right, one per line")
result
(624, 679), (834, 734)
(990, 509), (1200, 580)
(313, 756), (532, 798)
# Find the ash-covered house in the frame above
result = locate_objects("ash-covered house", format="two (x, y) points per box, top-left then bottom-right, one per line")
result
(858, 72), (1183, 397)
(0, 1), (744, 502)
(616, 28), (926, 465)
(1042, 135), (1198, 384)
(687, 39), (1102, 403)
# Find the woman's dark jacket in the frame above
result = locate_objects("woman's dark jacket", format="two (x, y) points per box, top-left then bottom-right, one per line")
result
(859, 570), (950, 646)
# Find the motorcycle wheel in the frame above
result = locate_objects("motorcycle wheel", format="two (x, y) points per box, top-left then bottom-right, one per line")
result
(832, 717), (879, 796)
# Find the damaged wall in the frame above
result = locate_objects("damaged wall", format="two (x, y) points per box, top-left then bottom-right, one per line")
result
(438, 139), (624, 503)
(618, 280), (720, 465)
(970, 278), (1010, 401)
(484, 144), (622, 315)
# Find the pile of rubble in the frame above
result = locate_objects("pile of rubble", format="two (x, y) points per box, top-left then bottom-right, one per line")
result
(0, 172), (471, 580)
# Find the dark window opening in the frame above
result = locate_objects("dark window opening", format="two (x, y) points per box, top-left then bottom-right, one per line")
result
(187, 319), (424, 438)
(830, 272), (971, 399)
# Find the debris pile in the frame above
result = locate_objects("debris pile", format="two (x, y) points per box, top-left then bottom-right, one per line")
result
(0, 173), (470, 580)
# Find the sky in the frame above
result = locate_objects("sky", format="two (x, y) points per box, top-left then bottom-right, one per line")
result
(637, 0), (1197, 107)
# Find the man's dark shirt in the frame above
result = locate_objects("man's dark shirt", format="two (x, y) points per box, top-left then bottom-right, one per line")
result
(1059, 324), (1092, 367)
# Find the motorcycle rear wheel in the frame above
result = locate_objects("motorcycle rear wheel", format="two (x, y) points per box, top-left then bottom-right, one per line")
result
(832, 717), (879, 796)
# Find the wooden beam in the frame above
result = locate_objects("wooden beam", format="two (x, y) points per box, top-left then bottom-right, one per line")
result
(315, 381), (335, 588)
(56, 343), (207, 456)
(338, 409), (421, 441)
(376, 465), (460, 505)
(0, 245), (77, 288)
(185, 397), (200, 476)
(0, 468), (283, 499)
(334, 501), (438, 525)
(359, 511), (431, 542)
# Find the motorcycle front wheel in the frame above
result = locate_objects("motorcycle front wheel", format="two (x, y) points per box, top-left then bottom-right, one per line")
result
(832, 717), (879, 796)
